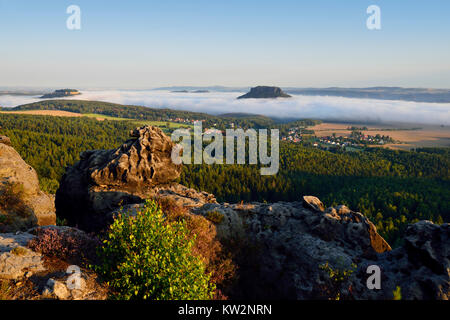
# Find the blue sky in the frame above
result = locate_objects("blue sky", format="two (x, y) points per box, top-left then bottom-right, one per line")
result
(1, 0), (449, 88)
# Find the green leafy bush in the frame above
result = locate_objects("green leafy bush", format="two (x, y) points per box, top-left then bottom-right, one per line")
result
(155, 197), (236, 299)
(95, 200), (215, 300)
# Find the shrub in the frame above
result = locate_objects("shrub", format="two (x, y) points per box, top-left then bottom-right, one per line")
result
(393, 286), (402, 300)
(0, 182), (33, 232)
(95, 200), (216, 300)
(318, 261), (357, 300)
(0, 281), (12, 300)
(155, 197), (236, 299)
(206, 210), (224, 224)
(27, 227), (100, 265)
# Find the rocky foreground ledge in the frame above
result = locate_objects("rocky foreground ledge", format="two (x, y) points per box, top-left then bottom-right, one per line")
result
(1, 195), (448, 300)
(1, 127), (448, 300)
(194, 198), (449, 299)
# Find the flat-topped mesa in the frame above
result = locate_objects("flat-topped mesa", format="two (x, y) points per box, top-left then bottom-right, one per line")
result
(40, 89), (81, 99)
(55, 126), (189, 231)
(237, 86), (291, 99)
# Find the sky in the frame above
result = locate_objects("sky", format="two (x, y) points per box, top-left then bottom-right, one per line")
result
(0, 0), (450, 88)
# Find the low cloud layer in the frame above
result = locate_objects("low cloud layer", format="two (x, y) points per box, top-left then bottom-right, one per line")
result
(1, 90), (449, 125)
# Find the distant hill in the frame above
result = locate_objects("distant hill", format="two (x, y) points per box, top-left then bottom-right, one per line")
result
(237, 86), (291, 99)
(40, 89), (81, 99)
(156, 86), (247, 92)
(171, 90), (210, 93)
(220, 112), (271, 119)
(284, 87), (450, 103)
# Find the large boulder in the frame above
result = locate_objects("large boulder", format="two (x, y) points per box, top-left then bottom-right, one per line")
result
(56, 126), (184, 231)
(0, 136), (56, 232)
(193, 199), (448, 300)
(0, 232), (45, 279)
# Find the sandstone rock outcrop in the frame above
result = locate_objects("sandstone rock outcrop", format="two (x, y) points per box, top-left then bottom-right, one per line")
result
(302, 195), (325, 212)
(0, 136), (56, 232)
(0, 136), (11, 146)
(56, 126), (185, 231)
(108, 183), (217, 219)
(193, 201), (447, 300)
(355, 221), (449, 300)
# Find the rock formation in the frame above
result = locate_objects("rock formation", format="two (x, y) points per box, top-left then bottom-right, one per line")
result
(56, 126), (189, 231)
(193, 201), (448, 300)
(237, 86), (291, 99)
(360, 221), (449, 300)
(0, 136), (11, 146)
(0, 136), (56, 232)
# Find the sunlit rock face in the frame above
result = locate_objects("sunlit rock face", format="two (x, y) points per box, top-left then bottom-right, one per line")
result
(56, 126), (183, 232)
(0, 136), (56, 232)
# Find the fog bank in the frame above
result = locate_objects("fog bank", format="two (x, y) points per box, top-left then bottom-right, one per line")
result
(1, 90), (449, 125)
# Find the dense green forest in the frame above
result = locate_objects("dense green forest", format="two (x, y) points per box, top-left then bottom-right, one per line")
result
(0, 110), (448, 247)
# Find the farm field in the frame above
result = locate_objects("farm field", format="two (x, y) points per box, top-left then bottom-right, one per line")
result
(310, 122), (450, 150)
(0, 109), (84, 117)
